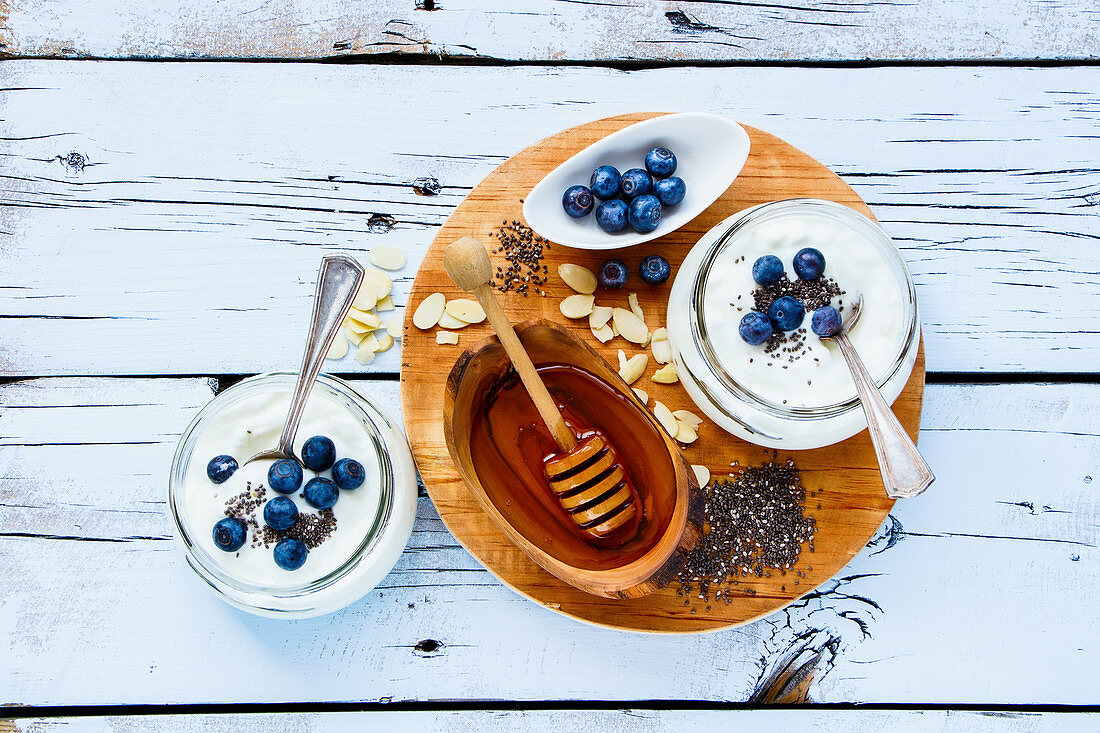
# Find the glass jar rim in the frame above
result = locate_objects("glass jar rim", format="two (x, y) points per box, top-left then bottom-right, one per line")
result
(688, 198), (920, 420)
(168, 372), (396, 600)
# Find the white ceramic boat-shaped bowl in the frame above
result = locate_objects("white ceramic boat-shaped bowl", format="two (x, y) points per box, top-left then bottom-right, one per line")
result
(522, 113), (751, 251)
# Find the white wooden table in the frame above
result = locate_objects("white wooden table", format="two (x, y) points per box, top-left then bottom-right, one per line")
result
(1, 2), (1097, 730)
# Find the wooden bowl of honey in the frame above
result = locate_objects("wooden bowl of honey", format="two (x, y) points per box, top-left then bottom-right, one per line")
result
(443, 319), (704, 599)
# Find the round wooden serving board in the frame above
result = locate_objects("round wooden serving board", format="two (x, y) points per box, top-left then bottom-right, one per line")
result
(400, 113), (925, 633)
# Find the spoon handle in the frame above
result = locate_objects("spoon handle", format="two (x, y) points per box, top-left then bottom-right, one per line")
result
(834, 332), (934, 499)
(276, 255), (365, 457)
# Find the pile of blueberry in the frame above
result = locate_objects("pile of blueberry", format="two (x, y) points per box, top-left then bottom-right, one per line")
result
(737, 247), (843, 345)
(206, 435), (366, 571)
(562, 147), (687, 234)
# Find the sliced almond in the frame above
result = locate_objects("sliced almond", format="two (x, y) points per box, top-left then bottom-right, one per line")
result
(352, 284), (378, 312)
(355, 345), (376, 365)
(363, 268), (393, 300)
(589, 305), (613, 330)
(652, 363), (679, 384)
(617, 349), (628, 371)
(375, 295), (395, 312)
(374, 332), (394, 353)
(558, 263), (597, 294)
(674, 421), (698, 444)
(672, 409), (703, 429)
(348, 309), (383, 330)
(628, 292), (645, 323)
(326, 337), (349, 360)
(632, 388), (649, 405)
(591, 322), (614, 343)
(413, 292), (446, 330)
(437, 312), (469, 330)
(618, 353), (648, 386)
(691, 464), (711, 487)
(445, 298), (486, 324)
(344, 318), (371, 337)
(344, 327), (368, 346)
(360, 333), (381, 354)
(650, 327), (671, 364)
(436, 330), (459, 345)
(612, 307), (648, 345)
(368, 245), (407, 271)
(560, 293), (595, 319)
(386, 314), (403, 339)
(653, 400), (678, 437)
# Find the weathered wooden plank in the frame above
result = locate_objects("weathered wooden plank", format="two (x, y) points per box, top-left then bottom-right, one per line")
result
(1, 62), (1098, 376)
(2, 710), (1097, 732)
(1, 0), (1098, 62)
(0, 378), (1095, 705)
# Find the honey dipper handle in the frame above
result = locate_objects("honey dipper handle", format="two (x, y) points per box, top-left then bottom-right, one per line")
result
(444, 237), (577, 452)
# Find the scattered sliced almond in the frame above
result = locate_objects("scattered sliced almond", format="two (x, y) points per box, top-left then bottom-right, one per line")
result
(355, 345), (376, 365)
(650, 327), (671, 364)
(344, 319), (371, 337)
(413, 292), (446, 330)
(375, 295), (395, 312)
(589, 305), (613, 330)
(436, 330), (459, 345)
(375, 332), (394, 353)
(612, 307), (648, 345)
(632, 388), (649, 405)
(386, 314), (403, 339)
(363, 268), (393, 300)
(445, 298), (486, 324)
(591, 322), (614, 343)
(368, 245), (407, 271)
(691, 464), (711, 487)
(558, 263), (597, 294)
(674, 421), (698, 444)
(618, 353), (648, 386)
(628, 292), (645, 323)
(617, 349), (628, 371)
(344, 327), (368, 346)
(352, 284), (378, 312)
(672, 409), (703, 429)
(360, 333), (381, 354)
(348, 308), (383, 330)
(653, 400), (678, 437)
(560, 293), (595, 319)
(437, 312), (469, 330)
(326, 337), (349, 360)
(652, 363), (678, 384)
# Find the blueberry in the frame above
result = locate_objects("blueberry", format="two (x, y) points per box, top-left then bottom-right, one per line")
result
(598, 259), (629, 289)
(561, 185), (594, 218)
(589, 165), (622, 200)
(653, 177), (686, 206)
(751, 255), (784, 286)
(620, 168), (652, 200)
(301, 435), (336, 471)
(263, 496), (299, 531)
(303, 477), (339, 510)
(644, 147), (677, 179)
(738, 312), (773, 346)
(768, 296), (805, 331)
(332, 458), (366, 490)
(267, 459), (303, 495)
(595, 199), (629, 233)
(212, 517), (247, 552)
(206, 455), (238, 484)
(273, 538), (307, 571)
(639, 255), (671, 285)
(628, 194), (662, 234)
(811, 306), (842, 337)
(793, 247), (826, 280)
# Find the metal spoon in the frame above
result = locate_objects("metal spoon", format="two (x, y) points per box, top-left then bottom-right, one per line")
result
(820, 296), (934, 499)
(245, 255), (364, 466)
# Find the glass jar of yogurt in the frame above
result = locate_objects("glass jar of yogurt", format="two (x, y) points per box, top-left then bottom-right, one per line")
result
(667, 199), (920, 450)
(168, 372), (417, 618)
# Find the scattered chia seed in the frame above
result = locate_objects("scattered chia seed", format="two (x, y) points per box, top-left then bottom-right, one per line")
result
(746, 274), (844, 363)
(676, 460), (816, 605)
(224, 481), (338, 551)
(490, 220), (550, 296)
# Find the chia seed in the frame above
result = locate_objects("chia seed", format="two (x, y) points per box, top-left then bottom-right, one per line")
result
(224, 481), (338, 551)
(490, 219), (550, 296)
(748, 275), (844, 363)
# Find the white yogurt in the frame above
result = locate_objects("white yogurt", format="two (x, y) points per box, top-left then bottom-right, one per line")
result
(702, 214), (907, 408)
(182, 387), (385, 588)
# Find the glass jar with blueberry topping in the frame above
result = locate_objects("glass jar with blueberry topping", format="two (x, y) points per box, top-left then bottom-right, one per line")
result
(168, 372), (417, 617)
(667, 199), (921, 450)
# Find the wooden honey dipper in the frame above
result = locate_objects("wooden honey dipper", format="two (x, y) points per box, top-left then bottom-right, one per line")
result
(443, 236), (640, 542)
